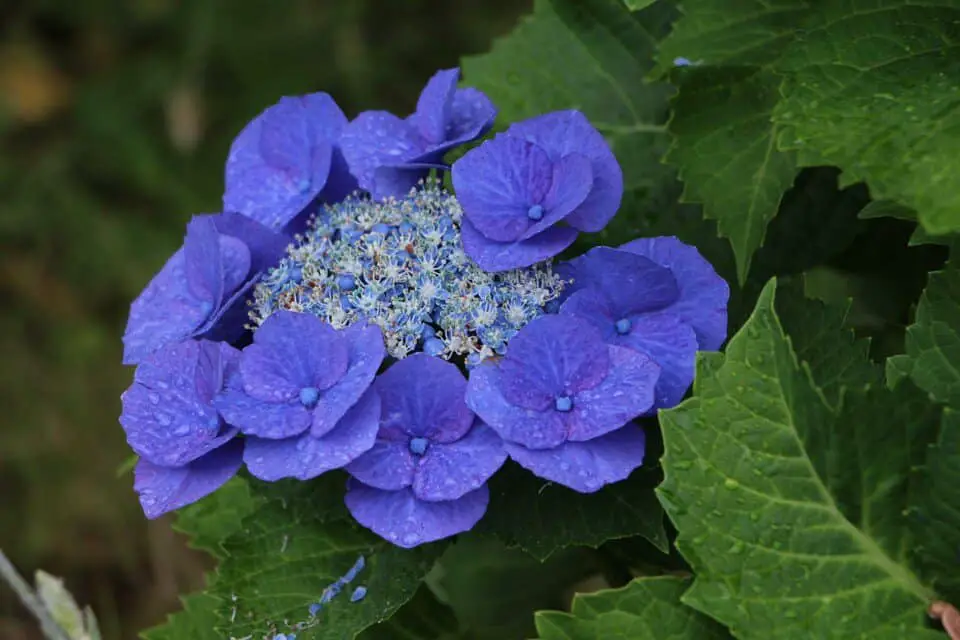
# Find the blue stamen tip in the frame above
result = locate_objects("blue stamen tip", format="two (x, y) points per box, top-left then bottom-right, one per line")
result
(299, 387), (320, 408)
(527, 204), (544, 221)
(350, 586), (368, 602)
(338, 274), (356, 291)
(615, 318), (632, 335)
(371, 223), (392, 235)
(409, 437), (429, 456)
(555, 396), (573, 412)
(424, 337), (445, 356)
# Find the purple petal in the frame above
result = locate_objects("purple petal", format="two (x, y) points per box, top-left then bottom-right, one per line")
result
(370, 163), (435, 200)
(500, 315), (610, 398)
(567, 345), (659, 442)
(212, 212), (291, 276)
(122, 250), (213, 365)
(240, 311), (349, 401)
(558, 288), (618, 339)
(518, 152), (593, 241)
(345, 439), (415, 491)
(464, 363), (567, 450)
(446, 87), (497, 144)
(243, 389), (381, 481)
(224, 93), (346, 230)
(505, 110), (622, 232)
(617, 313), (698, 411)
(309, 322), (385, 437)
(374, 353), (474, 442)
(557, 247), (679, 317)
(340, 111), (426, 197)
(505, 424), (645, 493)
(345, 480), (489, 548)
(411, 68), (459, 144)
(134, 438), (244, 519)
(183, 216), (225, 303)
(460, 215), (578, 272)
(413, 421), (507, 502)
(452, 135), (554, 242)
(619, 236), (730, 351)
(213, 387), (311, 439)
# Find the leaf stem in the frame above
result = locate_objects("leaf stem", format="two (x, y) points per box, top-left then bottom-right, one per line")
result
(0, 549), (71, 640)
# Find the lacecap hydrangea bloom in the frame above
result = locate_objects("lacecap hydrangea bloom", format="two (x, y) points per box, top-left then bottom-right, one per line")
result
(118, 66), (729, 546)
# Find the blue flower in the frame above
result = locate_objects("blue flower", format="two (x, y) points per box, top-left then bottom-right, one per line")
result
(556, 237), (729, 409)
(452, 110), (623, 272)
(119, 340), (244, 518)
(122, 213), (289, 365)
(345, 354), (507, 547)
(465, 314), (659, 493)
(213, 310), (386, 480)
(224, 93), (357, 232)
(340, 68), (496, 200)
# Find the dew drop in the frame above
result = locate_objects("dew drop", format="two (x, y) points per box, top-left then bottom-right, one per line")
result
(148, 392), (160, 405)
(155, 413), (172, 426)
(401, 532), (419, 546)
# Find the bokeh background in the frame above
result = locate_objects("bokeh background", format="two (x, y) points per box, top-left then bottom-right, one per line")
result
(0, 1), (527, 637)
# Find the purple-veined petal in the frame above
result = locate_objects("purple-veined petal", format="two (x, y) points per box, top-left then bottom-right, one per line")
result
(213, 387), (311, 439)
(345, 480), (489, 548)
(500, 315), (610, 399)
(134, 438), (244, 519)
(411, 68), (459, 145)
(556, 247), (679, 317)
(505, 423), (645, 493)
(183, 215), (225, 303)
(452, 135), (554, 242)
(374, 353), (473, 443)
(240, 310), (349, 401)
(519, 153), (593, 241)
(465, 363), (567, 450)
(345, 439), (416, 491)
(212, 211), (291, 276)
(505, 110), (622, 232)
(340, 111), (426, 196)
(413, 421), (507, 502)
(370, 163), (437, 201)
(567, 345), (659, 442)
(309, 322), (385, 437)
(619, 236), (730, 351)
(460, 215), (578, 273)
(558, 288), (618, 340)
(243, 389), (381, 481)
(446, 87), (497, 144)
(617, 313), (698, 411)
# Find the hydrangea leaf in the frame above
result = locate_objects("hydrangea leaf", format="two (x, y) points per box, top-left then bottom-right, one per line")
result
(658, 280), (943, 639)
(461, 0), (676, 198)
(475, 461), (667, 561)
(622, 0), (657, 10)
(140, 592), (221, 640)
(210, 475), (446, 639)
(664, 66), (797, 283)
(772, 1), (960, 235)
(887, 262), (960, 407)
(173, 476), (261, 560)
(535, 575), (733, 640)
(357, 583), (462, 639)
(912, 408), (960, 604)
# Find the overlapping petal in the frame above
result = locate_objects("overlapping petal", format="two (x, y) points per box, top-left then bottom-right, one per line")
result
(413, 421), (506, 502)
(459, 217), (578, 273)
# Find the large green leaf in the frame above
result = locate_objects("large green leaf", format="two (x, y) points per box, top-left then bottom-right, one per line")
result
(535, 575), (733, 639)
(888, 262), (960, 407)
(172, 476), (261, 560)
(210, 475), (445, 640)
(357, 583), (463, 640)
(658, 280), (942, 638)
(141, 592), (222, 640)
(475, 461), (667, 562)
(773, 1), (960, 235)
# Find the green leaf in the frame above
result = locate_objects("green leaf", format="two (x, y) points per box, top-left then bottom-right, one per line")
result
(173, 476), (261, 560)
(887, 261), (960, 407)
(773, 1), (960, 235)
(535, 575), (733, 639)
(665, 66), (797, 283)
(140, 592), (221, 640)
(462, 0), (675, 196)
(658, 280), (942, 638)
(622, 0), (657, 10)
(211, 476), (445, 640)
(475, 461), (667, 561)
(357, 583), (462, 640)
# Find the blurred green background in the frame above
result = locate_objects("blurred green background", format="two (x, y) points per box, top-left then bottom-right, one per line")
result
(0, 1), (526, 637)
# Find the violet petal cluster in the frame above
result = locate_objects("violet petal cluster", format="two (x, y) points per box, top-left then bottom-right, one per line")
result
(452, 110), (623, 272)
(223, 93), (357, 233)
(345, 354), (506, 547)
(122, 213), (288, 365)
(213, 310), (385, 481)
(120, 340), (244, 517)
(340, 67), (496, 200)
(466, 315), (659, 493)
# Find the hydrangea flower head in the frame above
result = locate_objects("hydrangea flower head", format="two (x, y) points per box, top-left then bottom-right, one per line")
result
(122, 212), (289, 365)
(340, 68), (496, 200)
(213, 310), (386, 480)
(465, 314), (659, 493)
(224, 92), (357, 232)
(557, 237), (729, 409)
(250, 180), (566, 362)
(452, 110), (623, 271)
(345, 354), (506, 547)
(119, 339), (244, 517)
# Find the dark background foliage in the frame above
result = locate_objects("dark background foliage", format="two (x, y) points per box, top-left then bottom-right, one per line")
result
(0, 1), (526, 637)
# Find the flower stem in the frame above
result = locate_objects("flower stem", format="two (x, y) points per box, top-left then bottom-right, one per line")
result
(0, 549), (71, 640)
